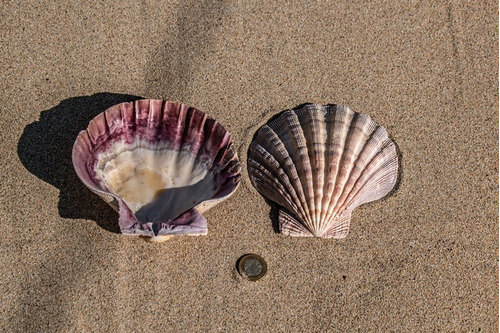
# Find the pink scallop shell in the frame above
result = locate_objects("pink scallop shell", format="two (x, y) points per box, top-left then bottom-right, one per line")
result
(72, 99), (241, 239)
(248, 104), (399, 239)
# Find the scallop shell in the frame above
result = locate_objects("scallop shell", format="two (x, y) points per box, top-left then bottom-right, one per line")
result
(72, 99), (241, 242)
(247, 104), (399, 238)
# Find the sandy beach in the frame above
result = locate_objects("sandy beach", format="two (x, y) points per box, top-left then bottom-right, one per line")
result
(1, 1), (498, 332)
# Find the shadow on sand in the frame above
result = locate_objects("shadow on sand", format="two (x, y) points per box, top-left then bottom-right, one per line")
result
(145, 0), (228, 100)
(17, 93), (144, 233)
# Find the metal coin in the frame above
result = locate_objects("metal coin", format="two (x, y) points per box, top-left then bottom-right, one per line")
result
(237, 253), (267, 281)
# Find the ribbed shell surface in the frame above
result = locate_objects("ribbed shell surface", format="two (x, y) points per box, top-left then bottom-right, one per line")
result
(247, 104), (398, 238)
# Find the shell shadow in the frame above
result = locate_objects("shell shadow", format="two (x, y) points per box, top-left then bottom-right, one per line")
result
(384, 134), (403, 199)
(266, 199), (281, 234)
(246, 103), (402, 234)
(17, 93), (144, 234)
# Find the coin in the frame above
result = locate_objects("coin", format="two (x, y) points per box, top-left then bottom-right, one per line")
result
(237, 254), (267, 281)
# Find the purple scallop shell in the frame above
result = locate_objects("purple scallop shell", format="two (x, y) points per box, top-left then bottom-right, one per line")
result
(72, 99), (241, 240)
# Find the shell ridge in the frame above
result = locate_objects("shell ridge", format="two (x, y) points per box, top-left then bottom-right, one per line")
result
(319, 105), (351, 227)
(202, 119), (220, 168)
(253, 125), (313, 226)
(279, 111), (316, 232)
(205, 121), (228, 169)
(211, 134), (229, 170)
(352, 146), (398, 207)
(299, 106), (326, 234)
(330, 117), (379, 218)
(102, 109), (111, 135)
(331, 129), (382, 216)
(188, 111), (209, 169)
(324, 211), (351, 238)
(322, 106), (355, 231)
(145, 99), (159, 139)
(86, 118), (99, 146)
(131, 101), (140, 135)
(219, 139), (238, 171)
(156, 100), (166, 142)
(334, 128), (393, 214)
(250, 172), (295, 213)
(170, 103), (186, 168)
(210, 135), (241, 198)
(181, 106), (195, 150)
(173, 103), (186, 149)
(248, 146), (307, 219)
(318, 105), (339, 232)
(119, 102), (131, 143)
(279, 209), (312, 237)
(249, 163), (300, 216)
(343, 143), (398, 210)
(327, 111), (375, 208)
(133, 100), (142, 126)
(248, 149), (308, 220)
(327, 111), (362, 214)
(210, 143), (230, 185)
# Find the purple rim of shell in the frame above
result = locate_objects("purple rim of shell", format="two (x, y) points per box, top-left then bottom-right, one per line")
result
(72, 99), (241, 237)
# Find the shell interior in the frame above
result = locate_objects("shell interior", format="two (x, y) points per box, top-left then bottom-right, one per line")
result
(95, 140), (214, 222)
(72, 100), (241, 238)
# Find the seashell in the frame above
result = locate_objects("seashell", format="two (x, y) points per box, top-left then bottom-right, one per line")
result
(72, 99), (241, 242)
(247, 104), (399, 239)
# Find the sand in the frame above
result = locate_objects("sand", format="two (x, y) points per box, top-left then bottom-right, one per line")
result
(1, 1), (498, 332)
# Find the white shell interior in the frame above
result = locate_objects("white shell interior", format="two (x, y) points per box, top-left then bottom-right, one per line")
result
(95, 140), (207, 213)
